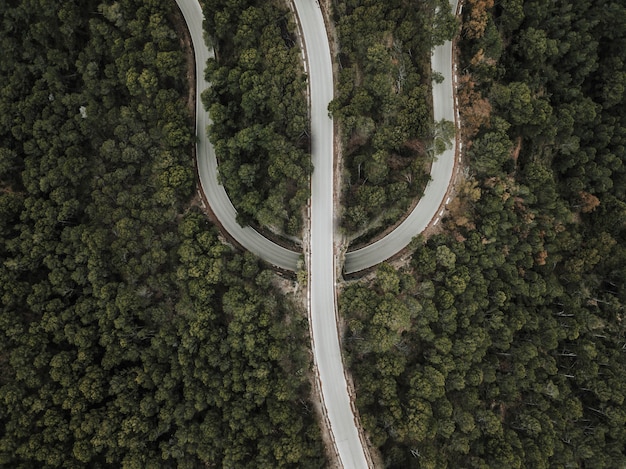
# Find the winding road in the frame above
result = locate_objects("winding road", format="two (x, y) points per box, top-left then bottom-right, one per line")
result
(176, 0), (459, 467)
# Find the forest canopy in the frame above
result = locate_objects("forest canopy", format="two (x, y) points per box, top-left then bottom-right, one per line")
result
(0, 1), (325, 467)
(341, 0), (626, 467)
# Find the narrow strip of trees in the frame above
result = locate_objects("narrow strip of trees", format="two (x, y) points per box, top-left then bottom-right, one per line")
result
(201, 0), (310, 236)
(329, 0), (456, 239)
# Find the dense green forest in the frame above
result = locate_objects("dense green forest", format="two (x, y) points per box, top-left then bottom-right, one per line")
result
(329, 0), (457, 238)
(0, 1), (326, 467)
(200, 0), (310, 236)
(341, 0), (626, 467)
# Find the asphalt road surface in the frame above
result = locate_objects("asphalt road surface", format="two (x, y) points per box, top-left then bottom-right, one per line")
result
(344, 0), (460, 274)
(175, 0), (301, 272)
(292, 2), (371, 467)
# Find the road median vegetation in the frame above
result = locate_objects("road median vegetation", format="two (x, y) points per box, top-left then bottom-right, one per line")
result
(329, 0), (456, 240)
(201, 0), (311, 237)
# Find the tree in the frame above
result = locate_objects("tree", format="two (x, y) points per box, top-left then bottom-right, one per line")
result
(464, 0), (495, 39)
(458, 74), (492, 138)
